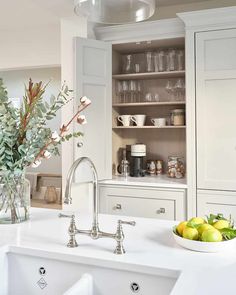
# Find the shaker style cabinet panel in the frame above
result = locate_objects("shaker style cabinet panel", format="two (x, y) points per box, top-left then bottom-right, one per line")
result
(196, 29), (236, 191)
(197, 190), (236, 220)
(99, 185), (186, 220)
(74, 37), (112, 180)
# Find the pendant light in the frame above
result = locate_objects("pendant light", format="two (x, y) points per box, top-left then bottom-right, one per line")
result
(74, 0), (156, 24)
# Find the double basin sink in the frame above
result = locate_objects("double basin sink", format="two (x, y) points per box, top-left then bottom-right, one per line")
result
(0, 246), (179, 295)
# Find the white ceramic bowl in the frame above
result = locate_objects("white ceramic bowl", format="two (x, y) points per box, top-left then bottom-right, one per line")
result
(173, 231), (236, 252)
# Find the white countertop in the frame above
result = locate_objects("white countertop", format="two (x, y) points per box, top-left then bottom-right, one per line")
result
(1, 208), (236, 294)
(99, 175), (187, 189)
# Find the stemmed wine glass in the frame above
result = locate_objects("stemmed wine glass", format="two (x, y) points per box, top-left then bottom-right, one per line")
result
(174, 79), (185, 101)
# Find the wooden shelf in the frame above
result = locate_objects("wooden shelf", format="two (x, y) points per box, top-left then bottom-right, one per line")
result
(113, 101), (186, 107)
(112, 70), (185, 80)
(113, 126), (186, 129)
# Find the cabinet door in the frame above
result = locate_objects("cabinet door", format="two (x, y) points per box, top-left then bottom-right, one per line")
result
(196, 29), (236, 190)
(74, 37), (112, 180)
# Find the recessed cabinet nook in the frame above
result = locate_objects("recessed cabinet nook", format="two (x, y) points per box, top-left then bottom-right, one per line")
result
(73, 7), (236, 221)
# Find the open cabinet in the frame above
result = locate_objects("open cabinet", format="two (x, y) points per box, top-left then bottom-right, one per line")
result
(111, 38), (186, 177)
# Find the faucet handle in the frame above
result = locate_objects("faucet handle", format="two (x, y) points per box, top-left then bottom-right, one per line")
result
(118, 220), (136, 226)
(59, 213), (78, 248)
(58, 213), (74, 218)
(114, 220), (136, 255)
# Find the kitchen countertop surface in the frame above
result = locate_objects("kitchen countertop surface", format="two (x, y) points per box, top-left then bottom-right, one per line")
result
(99, 175), (187, 189)
(0, 208), (235, 294)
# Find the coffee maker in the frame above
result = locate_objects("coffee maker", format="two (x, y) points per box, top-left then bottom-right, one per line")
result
(130, 144), (146, 177)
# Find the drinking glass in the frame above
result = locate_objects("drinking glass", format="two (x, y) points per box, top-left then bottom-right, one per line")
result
(129, 80), (137, 103)
(145, 92), (153, 102)
(166, 48), (177, 71)
(121, 80), (129, 103)
(165, 80), (174, 101)
(122, 54), (133, 73)
(146, 52), (154, 72)
(176, 50), (185, 71)
(154, 52), (159, 72)
(116, 81), (123, 103)
(156, 50), (165, 72)
(174, 79), (185, 101)
(136, 81), (142, 102)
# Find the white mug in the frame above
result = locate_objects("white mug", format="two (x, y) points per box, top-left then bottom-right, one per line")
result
(151, 118), (166, 127)
(131, 114), (146, 127)
(118, 115), (131, 126)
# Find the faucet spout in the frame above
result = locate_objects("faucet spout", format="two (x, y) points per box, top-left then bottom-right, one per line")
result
(64, 157), (99, 231)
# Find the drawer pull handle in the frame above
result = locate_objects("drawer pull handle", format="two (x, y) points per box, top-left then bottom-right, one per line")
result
(156, 208), (165, 214)
(114, 204), (122, 210)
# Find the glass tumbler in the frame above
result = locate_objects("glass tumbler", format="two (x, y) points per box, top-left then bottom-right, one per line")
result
(177, 50), (185, 71)
(146, 52), (154, 72)
(157, 50), (166, 72)
(166, 48), (177, 71)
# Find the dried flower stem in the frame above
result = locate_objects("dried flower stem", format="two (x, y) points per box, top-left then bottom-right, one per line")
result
(32, 99), (91, 164)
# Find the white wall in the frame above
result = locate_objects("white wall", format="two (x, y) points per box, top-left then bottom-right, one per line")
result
(0, 25), (60, 70)
(0, 67), (62, 175)
(150, 0), (236, 20)
(60, 17), (88, 202)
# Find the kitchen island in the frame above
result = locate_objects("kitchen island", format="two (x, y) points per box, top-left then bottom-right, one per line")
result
(0, 208), (235, 295)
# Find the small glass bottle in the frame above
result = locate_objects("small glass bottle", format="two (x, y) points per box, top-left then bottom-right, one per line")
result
(121, 149), (130, 179)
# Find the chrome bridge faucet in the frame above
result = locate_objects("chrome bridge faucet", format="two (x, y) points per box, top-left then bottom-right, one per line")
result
(59, 157), (136, 254)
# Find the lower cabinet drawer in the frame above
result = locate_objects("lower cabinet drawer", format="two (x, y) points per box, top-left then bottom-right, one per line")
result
(107, 196), (175, 220)
(99, 185), (186, 220)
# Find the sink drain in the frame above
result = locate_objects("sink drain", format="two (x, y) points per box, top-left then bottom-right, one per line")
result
(130, 282), (140, 293)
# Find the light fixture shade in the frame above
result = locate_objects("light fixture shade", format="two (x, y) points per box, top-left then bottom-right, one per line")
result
(74, 0), (156, 24)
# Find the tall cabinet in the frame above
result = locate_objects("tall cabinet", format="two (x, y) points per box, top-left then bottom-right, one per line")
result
(179, 6), (236, 219)
(196, 28), (236, 218)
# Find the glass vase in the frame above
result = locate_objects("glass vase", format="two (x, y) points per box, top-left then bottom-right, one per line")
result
(0, 175), (30, 224)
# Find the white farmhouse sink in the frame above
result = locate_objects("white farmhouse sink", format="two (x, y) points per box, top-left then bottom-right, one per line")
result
(0, 246), (179, 295)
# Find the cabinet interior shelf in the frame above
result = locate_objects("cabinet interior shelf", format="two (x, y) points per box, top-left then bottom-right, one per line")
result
(113, 101), (186, 107)
(113, 126), (186, 129)
(112, 70), (185, 80)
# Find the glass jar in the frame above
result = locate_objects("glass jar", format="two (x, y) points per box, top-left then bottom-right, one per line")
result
(0, 175), (30, 224)
(147, 160), (156, 176)
(156, 160), (163, 175)
(171, 109), (185, 126)
(167, 156), (185, 178)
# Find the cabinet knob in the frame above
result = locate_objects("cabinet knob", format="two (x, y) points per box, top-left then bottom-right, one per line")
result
(113, 204), (122, 210)
(77, 142), (83, 148)
(156, 208), (165, 214)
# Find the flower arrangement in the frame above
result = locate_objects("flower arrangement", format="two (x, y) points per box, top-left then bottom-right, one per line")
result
(0, 78), (91, 223)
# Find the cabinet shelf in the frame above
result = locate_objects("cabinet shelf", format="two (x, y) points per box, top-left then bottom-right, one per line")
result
(113, 101), (186, 107)
(113, 126), (186, 129)
(112, 70), (185, 80)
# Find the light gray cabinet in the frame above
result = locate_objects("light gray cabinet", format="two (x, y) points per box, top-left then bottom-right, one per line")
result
(195, 28), (236, 216)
